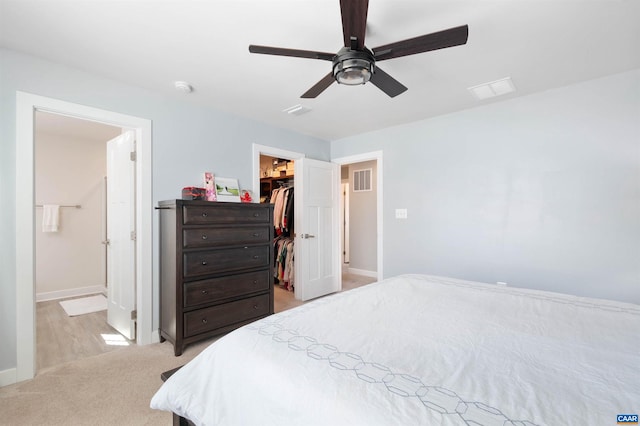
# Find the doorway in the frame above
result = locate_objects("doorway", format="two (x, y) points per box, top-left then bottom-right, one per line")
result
(15, 92), (153, 384)
(333, 151), (383, 283)
(253, 144), (304, 305)
(252, 145), (382, 301)
(34, 112), (131, 371)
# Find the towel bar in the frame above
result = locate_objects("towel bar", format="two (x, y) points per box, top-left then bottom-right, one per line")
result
(36, 204), (82, 208)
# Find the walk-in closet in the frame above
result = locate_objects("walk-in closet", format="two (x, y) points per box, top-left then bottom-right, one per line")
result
(260, 156), (295, 291)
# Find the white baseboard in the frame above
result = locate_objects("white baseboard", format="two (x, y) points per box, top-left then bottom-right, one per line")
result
(0, 367), (17, 387)
(150, 329), (160, 344)
(346, 267), (377, 278)
(36, 285), (107, 302)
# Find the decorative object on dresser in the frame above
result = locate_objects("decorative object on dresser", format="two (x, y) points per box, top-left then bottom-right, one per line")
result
(213, 177), (241, 202)
(157, 200), (274, 356)
(203, 172), (216, 201)
(181, 187), (206, 200)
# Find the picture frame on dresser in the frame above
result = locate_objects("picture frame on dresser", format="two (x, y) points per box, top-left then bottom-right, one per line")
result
(157, 199), (274, 356)
(214, 177), (241, 202)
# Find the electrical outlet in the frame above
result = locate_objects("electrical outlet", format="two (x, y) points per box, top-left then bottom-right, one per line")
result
(395, 209), (408, 219)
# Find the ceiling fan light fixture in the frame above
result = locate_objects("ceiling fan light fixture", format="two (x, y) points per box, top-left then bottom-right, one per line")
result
(248, 3), (469, 98)
(332, 48), (375, 86)
(334, 58), (372, 85)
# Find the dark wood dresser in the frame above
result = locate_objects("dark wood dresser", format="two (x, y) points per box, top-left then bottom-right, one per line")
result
(158, 200), (274, 356)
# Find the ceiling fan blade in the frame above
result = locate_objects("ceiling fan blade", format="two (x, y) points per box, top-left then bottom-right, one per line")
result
(301, 72), (335, 98)
(372, 25), (469, 61)
(249, 45), (335, 61)
(369, 66), (408, 98)
(340, 0), (369, 49)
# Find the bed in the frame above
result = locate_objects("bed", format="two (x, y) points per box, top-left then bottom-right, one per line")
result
(150, 274), (640, 425)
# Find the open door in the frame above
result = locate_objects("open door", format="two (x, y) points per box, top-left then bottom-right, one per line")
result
(106, 131), (136, 340)
(295, 158), (340, 301)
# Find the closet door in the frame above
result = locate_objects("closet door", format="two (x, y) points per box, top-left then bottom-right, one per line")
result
(294, 158), (340, 301)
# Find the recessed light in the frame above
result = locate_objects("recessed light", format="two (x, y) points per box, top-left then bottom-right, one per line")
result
(174, 81), (193, 93)
(468, 77), (516, 100)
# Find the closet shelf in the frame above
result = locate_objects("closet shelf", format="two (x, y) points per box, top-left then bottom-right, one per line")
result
(260, 174), (294, 181)
(260, 175), (294, 202)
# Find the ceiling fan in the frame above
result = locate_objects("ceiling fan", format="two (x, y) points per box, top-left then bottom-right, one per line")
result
(248, 0), (468, 98)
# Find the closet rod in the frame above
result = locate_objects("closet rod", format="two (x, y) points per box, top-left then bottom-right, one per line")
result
(35, 204), (82, 208)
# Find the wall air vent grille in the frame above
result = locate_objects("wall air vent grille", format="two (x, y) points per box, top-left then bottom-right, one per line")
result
(353, 169), (372, 192)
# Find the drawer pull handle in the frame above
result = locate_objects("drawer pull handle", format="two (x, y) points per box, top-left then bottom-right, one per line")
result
(201, 234), (208, 240)
(202, 318), (208, 324)
(252, 255), (259, 259)
(202, 212), (208, 217)
(201, 261), (208, 266)
(253, 213), (260, 217)
(253, 280), (257, 285)
(252, 233), (260, 237)
(201, 290), (208, 294)
(253, 305), (259, 310)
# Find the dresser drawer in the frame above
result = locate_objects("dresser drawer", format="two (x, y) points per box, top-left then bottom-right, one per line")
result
(183, 204), (270, 225)
(184, 245), (270, 278)
(183, 270), (271, 308)
(184, 294), (270, 337)
(183, 225), (271, 248)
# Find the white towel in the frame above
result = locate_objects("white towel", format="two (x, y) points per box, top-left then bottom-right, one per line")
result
(42, 204), (60, 232)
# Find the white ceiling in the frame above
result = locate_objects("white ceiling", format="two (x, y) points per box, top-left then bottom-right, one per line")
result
(2, 0), (639, 141)
(35, 111), (122, 143)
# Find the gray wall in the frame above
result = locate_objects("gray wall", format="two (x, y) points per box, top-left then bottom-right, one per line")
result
(332, 69), (640, 304)
(0, 48), (330, 372)
(2, 46), (638, 374)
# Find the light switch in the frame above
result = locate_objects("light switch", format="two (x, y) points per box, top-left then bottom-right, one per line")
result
(395, 209), (407, 219)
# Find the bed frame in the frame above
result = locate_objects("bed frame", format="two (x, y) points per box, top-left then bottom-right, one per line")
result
(161, 367), (195, 426)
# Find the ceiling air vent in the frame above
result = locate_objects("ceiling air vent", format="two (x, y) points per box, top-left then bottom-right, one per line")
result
(468, 77), (516, 100)
(282, 104), (312, 116)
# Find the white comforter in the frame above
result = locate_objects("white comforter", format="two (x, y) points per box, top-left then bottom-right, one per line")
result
(151, 274), (640, 425)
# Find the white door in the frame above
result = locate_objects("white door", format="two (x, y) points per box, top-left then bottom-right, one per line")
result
(106, 131), (136, 340)
(294, 158), (341, 301)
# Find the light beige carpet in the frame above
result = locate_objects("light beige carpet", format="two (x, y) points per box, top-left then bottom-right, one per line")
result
(0, 338), (215, 425)
(3, 274), (374, 425)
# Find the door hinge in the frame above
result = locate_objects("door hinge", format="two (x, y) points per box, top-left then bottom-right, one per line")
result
(130, 230), (137, 241)
(131, 310), (137, 320)
(130, 151), (136, 161)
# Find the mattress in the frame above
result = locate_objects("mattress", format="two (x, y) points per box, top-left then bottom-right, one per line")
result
(150, 274), (640, 425)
